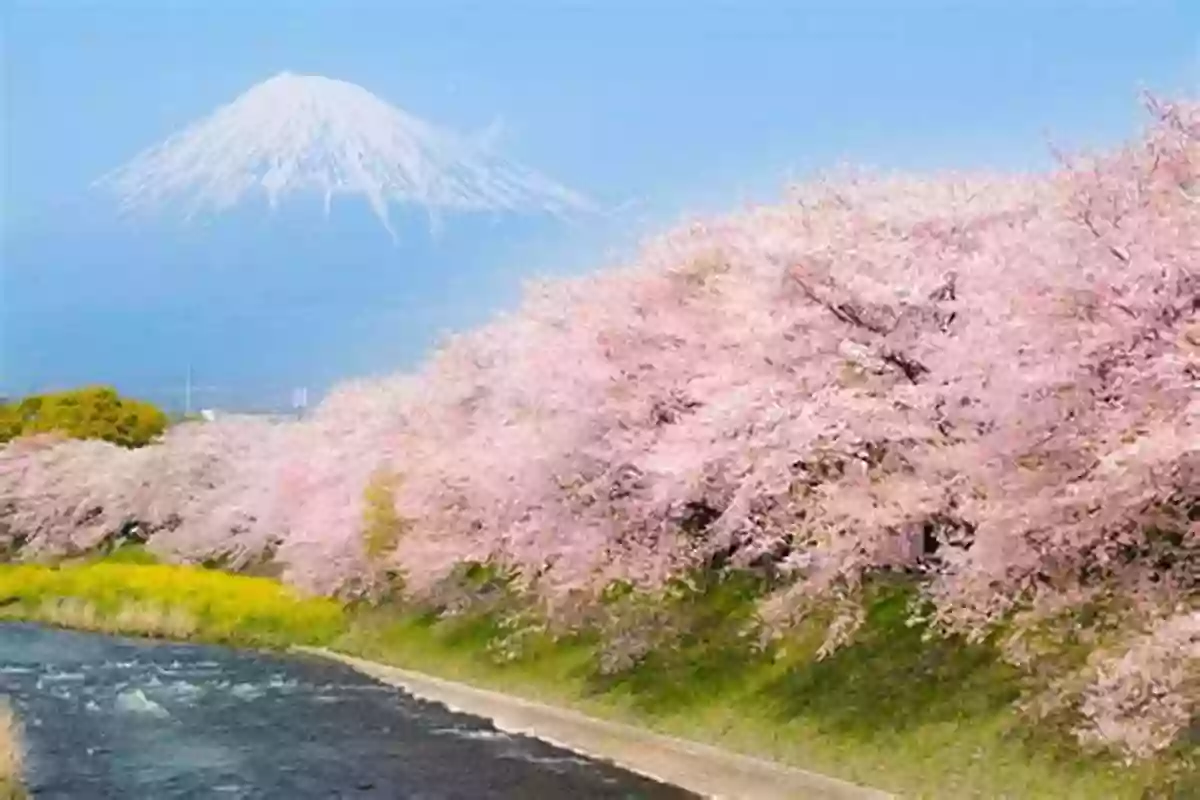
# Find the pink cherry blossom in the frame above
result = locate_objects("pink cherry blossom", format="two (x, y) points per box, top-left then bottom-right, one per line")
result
(1, 95), (1195, 760)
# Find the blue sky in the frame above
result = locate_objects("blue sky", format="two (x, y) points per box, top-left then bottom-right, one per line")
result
(2, 1), (1197, 411)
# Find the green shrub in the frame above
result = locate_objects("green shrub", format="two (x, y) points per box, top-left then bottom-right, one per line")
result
(0, 386), (168, 448)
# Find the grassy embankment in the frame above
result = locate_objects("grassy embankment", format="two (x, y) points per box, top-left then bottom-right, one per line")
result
(0, 551), (1192, 799)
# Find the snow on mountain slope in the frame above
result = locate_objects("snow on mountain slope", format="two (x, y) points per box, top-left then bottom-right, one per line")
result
(94, 72), (594, 238)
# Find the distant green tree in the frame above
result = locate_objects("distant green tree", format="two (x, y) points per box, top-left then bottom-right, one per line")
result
(0, 386), (169, 448)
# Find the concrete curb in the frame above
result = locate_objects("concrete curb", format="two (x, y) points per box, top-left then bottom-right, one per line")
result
(293, 646), (894, 800)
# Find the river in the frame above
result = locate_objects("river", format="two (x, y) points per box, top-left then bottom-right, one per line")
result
(0, 623), (698, 799)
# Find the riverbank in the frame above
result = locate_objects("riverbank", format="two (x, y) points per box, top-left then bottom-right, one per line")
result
(0, 698), (22, 800)
(301, 647), (888, 800)
(328, 600), (1177, 800)
(0, 559), (1189, 798)
(0, 557), (345, 649)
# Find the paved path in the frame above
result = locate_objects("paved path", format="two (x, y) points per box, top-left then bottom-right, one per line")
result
(298, 647), (894, 800)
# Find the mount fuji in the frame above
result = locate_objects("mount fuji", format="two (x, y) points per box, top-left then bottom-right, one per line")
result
(94, 71), (595, 239)
(4, 72), (609, 407)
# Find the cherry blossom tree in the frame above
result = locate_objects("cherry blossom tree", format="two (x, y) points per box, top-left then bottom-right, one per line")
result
(0, 433), (147, 556)
(1, 95), (1195, 760)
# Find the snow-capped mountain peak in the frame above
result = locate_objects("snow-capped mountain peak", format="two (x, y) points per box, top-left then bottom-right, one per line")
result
(95, 71), (593, 238)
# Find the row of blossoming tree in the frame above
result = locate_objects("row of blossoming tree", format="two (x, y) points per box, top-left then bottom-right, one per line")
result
(2, 97), (1196, 762)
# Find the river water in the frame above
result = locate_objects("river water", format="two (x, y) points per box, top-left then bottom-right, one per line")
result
(0, 623), (697, 799)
